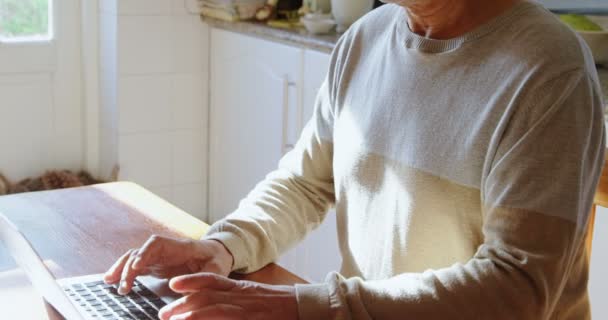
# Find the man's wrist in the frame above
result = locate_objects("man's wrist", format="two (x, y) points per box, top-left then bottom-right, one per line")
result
(201, 231), (249, 271)
(206, 239), (235, 270)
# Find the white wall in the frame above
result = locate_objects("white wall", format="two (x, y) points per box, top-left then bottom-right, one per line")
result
(98, 0), (209, 219)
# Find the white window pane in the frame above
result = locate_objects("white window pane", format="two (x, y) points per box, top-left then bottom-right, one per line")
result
(0, 0), (51, 41)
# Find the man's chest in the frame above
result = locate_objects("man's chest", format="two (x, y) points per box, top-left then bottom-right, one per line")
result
(331, 70), (514, 189)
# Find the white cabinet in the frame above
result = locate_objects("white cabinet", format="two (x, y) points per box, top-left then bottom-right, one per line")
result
(278, 49), (341, 282)
(208, 29), (340, 282)
(209, 29), (301, 222)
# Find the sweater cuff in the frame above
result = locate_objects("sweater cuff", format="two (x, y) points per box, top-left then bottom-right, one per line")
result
(202, 231), (249, 272)
(295, 283), (332, 320)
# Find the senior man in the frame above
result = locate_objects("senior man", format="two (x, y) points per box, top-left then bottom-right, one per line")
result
(105, 0), (605, 319)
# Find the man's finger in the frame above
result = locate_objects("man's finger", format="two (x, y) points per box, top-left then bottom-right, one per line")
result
(132, 235), (165, 270)
(118, 249), (140, 295)
(103, 249), (134, 284)
(169, 272), (237, 293)
(168, 304), (244, 320)
(159, 291), (220, 320)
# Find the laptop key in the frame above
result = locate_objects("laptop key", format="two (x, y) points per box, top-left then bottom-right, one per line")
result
(148, 299), (166, 309)
(131, 310), (147, 318)
(132, 296), (145, 304)
(85, 281), (105, 287)
(123, 302), (136, 310)
(106, 287), (119, 295)
(147, 313), (160, 320)
(139, 289), (156, 298)
(143, 307), (157, 315)
(115, 310), (130, 317)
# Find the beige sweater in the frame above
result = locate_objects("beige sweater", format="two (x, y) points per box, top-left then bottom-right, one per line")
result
(204, 1), (606, 319)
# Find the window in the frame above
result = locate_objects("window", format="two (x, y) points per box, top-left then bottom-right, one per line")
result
(0, 0), (52, 42)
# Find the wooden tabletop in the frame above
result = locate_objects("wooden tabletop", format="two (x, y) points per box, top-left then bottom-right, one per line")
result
(0, 182), (306, 319)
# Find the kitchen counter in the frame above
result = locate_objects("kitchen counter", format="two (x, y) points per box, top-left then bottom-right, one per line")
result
(201, 17), (340, 53)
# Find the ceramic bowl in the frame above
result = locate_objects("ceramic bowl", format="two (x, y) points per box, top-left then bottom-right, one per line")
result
(301, 15), (336, 34)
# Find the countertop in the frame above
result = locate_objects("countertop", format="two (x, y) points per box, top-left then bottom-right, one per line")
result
(201, 16), (340, 53)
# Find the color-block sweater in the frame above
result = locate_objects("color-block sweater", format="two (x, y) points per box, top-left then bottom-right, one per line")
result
(204, 1), (606, 319)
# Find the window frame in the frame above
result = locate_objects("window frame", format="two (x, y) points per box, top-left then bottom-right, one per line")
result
(0, 0), (57, 73)
(0, 0), (55, 44)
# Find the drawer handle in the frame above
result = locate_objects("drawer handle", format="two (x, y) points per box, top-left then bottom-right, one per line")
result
(282, 76), (298, 155)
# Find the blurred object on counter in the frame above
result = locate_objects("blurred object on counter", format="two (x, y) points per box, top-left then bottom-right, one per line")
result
(559, 13), (603, 31)
(256, 0), (301, 21)
(331, 0), (373, 32)
(558, 14), (608, 66)
(255, 0), (278, 21)
(266, 19), (300, 29)
(277, 0), (302, 12)
(301, 12), (336, 34)
(199, 0), (266, 21)
(201, 6), (239, 21)
(301, 0), (331, 14)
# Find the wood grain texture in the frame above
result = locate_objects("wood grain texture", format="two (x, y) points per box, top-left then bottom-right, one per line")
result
(0, 182), (306, 319)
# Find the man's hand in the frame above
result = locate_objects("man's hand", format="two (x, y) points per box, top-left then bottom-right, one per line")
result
(104, 236), (234, 295)
(158, 273), (299, 320)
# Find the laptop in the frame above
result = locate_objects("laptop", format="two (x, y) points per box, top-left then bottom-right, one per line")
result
(0, 213), (180, 320)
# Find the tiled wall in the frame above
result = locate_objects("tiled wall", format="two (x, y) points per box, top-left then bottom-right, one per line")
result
(99, 0), (209, 219)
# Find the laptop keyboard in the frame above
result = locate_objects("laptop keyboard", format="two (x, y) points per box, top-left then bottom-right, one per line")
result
(63, 280), (167, 320)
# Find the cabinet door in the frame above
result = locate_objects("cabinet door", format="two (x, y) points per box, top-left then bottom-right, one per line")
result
(209, 29), (301, 222)
(278, 50), (341, 283)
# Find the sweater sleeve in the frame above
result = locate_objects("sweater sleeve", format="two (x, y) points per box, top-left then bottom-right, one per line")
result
(202, 74), (337, 273)
(295, 69), (605, 319)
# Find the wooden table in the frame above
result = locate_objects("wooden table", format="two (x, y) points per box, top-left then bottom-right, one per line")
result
(0, 182), (306, 319)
